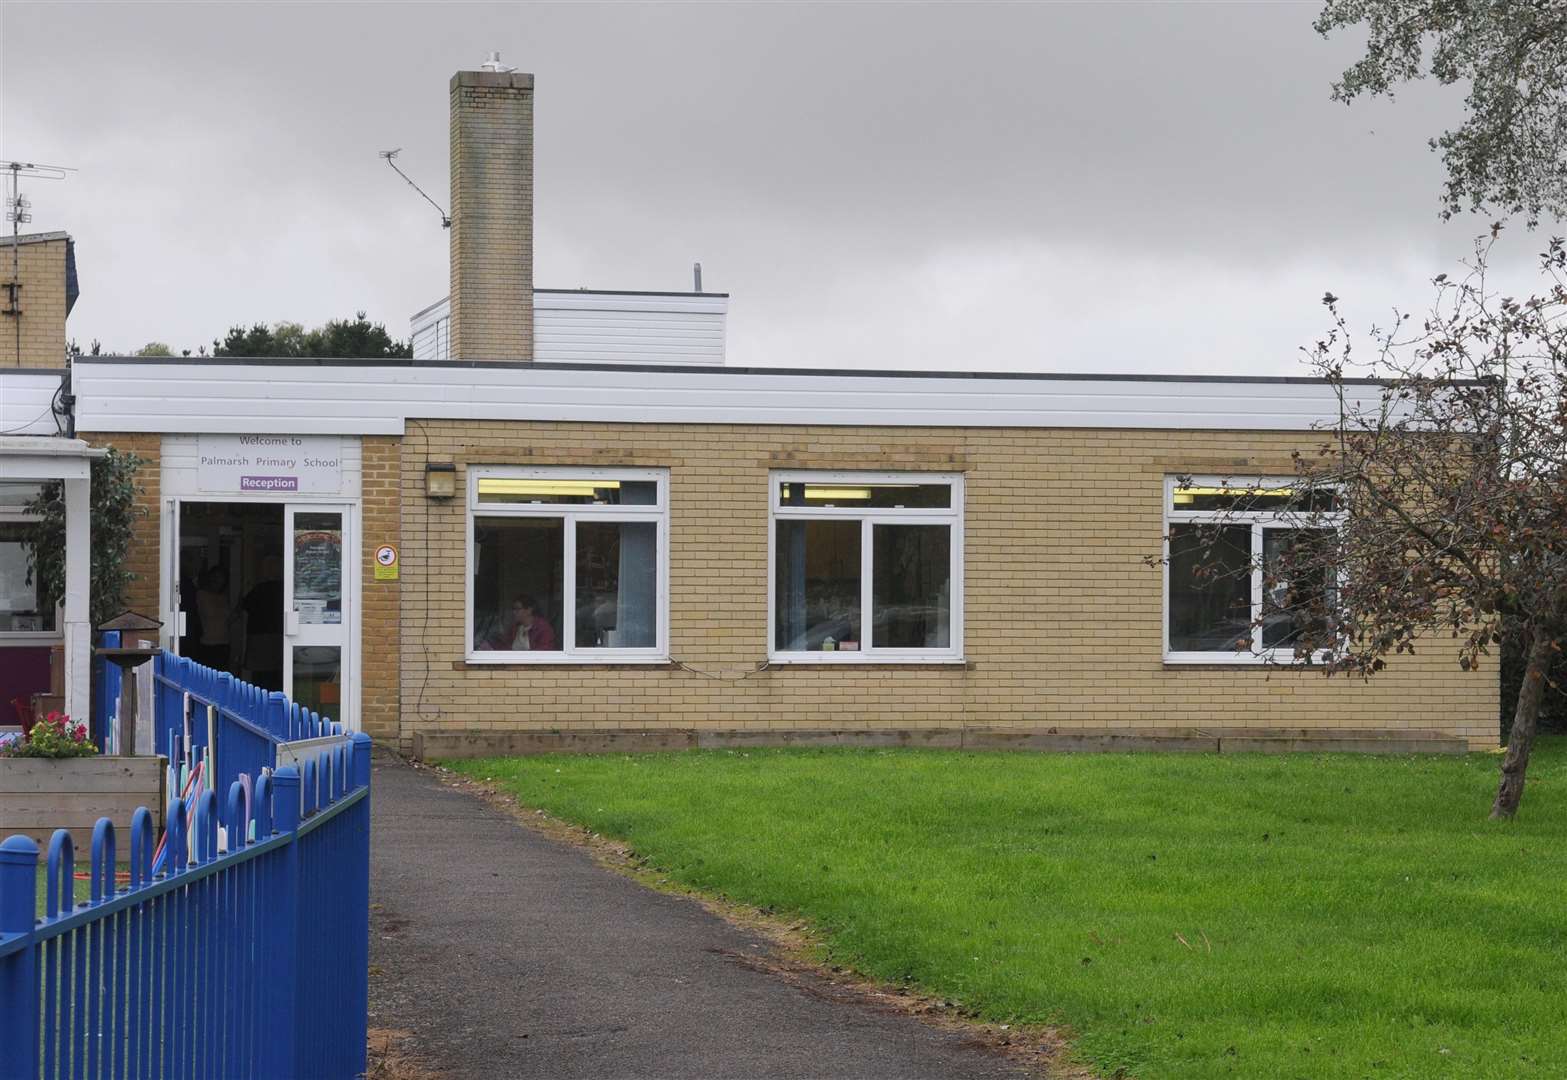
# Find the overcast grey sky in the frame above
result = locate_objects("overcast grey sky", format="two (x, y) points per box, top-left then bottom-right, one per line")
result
(0, 1), (1547, 374)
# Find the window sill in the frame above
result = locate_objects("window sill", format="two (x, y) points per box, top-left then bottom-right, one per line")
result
(1163, 653), (1332, 667)
(458, 655), (674, 670)
(768, 656), (971, 669)
(0, 632), (63, 646)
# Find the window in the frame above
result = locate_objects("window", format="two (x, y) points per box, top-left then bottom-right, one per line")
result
(468, 468), (667, 663)
(1163, 476), (1342, 663)
(0, 483), (55, 637)
(770, 472), (962, 662)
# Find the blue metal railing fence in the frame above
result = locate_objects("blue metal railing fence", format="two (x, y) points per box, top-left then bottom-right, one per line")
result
(0, 651), (372, 1080)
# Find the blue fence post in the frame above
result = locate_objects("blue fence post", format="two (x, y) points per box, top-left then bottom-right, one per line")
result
(352, 732), (372, 791)
(0, 835), (40, 1080)
(265, 692), (289, 743)
(96, 629), (123, 753)
(261, 767), (302, 1079)
(154, 652), (183, 759)
(348, 732), (373, 1078)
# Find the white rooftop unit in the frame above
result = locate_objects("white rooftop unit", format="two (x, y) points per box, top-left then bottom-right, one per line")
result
(411, 289), (729, 365)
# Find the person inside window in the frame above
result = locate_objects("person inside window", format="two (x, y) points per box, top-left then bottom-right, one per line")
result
(194, 565), (234, 670)
(239, 554), (285, 691)
(481, 594), (557, 652)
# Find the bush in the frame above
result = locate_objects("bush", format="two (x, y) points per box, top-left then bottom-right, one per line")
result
(0, 712), (96, 758)
(24, 446), (145, 627)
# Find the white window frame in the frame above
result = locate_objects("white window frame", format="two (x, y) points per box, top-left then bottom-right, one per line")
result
(768, 470), (964, 664)
(0, 497), (61, 645)
(1162, 475), (1344, 665)
(466, 466), (670, 665)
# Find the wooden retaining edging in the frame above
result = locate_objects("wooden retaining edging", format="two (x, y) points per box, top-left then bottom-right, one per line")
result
(0, 755), (167, 847)
(412, 727), (1469, 760)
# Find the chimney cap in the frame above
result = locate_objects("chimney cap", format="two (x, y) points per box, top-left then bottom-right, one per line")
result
(451, 69), (534, 91)
(481, 51), (516, 72)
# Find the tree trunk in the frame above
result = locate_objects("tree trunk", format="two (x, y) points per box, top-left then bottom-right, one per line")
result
(1491, 632), (1553, 820)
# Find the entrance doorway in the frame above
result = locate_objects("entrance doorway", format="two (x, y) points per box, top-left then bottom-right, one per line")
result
(172, 500), (355, 726)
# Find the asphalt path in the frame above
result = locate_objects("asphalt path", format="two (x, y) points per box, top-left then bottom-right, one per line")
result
(367, 751), (1030, 1080)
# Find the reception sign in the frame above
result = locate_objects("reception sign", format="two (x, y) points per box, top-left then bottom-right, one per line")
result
(197, 435), (343, 495)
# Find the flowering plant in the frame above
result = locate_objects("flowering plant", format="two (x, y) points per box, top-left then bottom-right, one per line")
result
(0, 712), (96, 758)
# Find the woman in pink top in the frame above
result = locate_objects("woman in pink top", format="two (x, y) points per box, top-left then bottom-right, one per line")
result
(484, 594), (558, 652)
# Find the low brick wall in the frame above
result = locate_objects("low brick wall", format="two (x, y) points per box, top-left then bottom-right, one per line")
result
(412, 727), (1468, 760)
(0, 755), (167, 848)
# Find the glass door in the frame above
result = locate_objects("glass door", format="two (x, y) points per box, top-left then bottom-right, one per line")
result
(284, 504), (351, 726)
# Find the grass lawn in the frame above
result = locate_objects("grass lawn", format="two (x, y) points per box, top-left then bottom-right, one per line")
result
(35, 863), (107, 912)
(449, 740), (1567, 1080)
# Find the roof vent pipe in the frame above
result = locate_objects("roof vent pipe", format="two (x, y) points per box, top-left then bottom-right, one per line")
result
(693, 262), (703, 293)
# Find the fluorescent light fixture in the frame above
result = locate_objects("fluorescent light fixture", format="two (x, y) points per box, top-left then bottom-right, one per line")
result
(1174, 485), (1295, 499)
(479, 478), (622, 498)
(802, 487), (873, 500)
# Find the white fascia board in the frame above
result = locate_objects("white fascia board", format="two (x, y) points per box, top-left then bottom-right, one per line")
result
(535, 293), (728, 315)
(73, 359), (1364, 436)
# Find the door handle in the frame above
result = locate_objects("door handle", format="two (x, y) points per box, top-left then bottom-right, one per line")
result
(285, 610), (300, 636)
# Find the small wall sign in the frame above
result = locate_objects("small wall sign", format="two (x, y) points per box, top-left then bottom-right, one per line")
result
(374, 543), (400, 581)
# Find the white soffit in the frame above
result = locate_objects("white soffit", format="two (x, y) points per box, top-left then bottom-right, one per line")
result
(72, 359), (1377, 436)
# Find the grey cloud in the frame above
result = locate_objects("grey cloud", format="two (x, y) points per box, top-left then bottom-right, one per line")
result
(1, 1), (1548, 373)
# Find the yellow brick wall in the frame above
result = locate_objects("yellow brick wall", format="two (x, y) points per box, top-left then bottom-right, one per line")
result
(81, 433), (162, 620)
(397, 421), (1501, 751)
(360, 436), (402, 742)
(1, 238), (69, 368)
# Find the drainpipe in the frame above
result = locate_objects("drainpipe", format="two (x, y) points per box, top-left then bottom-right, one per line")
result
(59, 350), (76, 438)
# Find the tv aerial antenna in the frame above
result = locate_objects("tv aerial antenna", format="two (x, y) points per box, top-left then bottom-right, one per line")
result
(379, 149), (450, 229)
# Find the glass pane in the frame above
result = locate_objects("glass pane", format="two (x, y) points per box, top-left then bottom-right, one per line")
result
(1168, 524), (1253, 652)
(0, 521), (53, 632)
(291, 645), (341, 723)
(778, 480), (950, 510)
(0, 483), (41, 510)
(774, 520), (860, 651)
(576, 521), (659, 649)
(872, 524), (951, 649)
(477, 476), (658, 506)
(1262, 528), (1337, 650)
(292, 512), (343, 625)
(472, 517), (564, 652)
(1171, 484), (1340, 514)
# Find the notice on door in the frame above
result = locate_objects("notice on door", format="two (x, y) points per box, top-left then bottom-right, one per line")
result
(198, 435), (343, 495)
(294, 517), (343, 625)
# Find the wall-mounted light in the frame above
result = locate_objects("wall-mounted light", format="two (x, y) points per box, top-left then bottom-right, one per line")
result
(425, 461), (457, 499)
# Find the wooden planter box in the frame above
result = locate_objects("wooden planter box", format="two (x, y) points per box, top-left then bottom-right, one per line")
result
(0, 756), (166, 849)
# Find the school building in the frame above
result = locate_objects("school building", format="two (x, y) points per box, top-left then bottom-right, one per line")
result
(1, 65), (1498, 755)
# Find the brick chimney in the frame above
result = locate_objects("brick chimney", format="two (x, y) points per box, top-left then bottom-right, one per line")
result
(449, 67), (534, 361)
